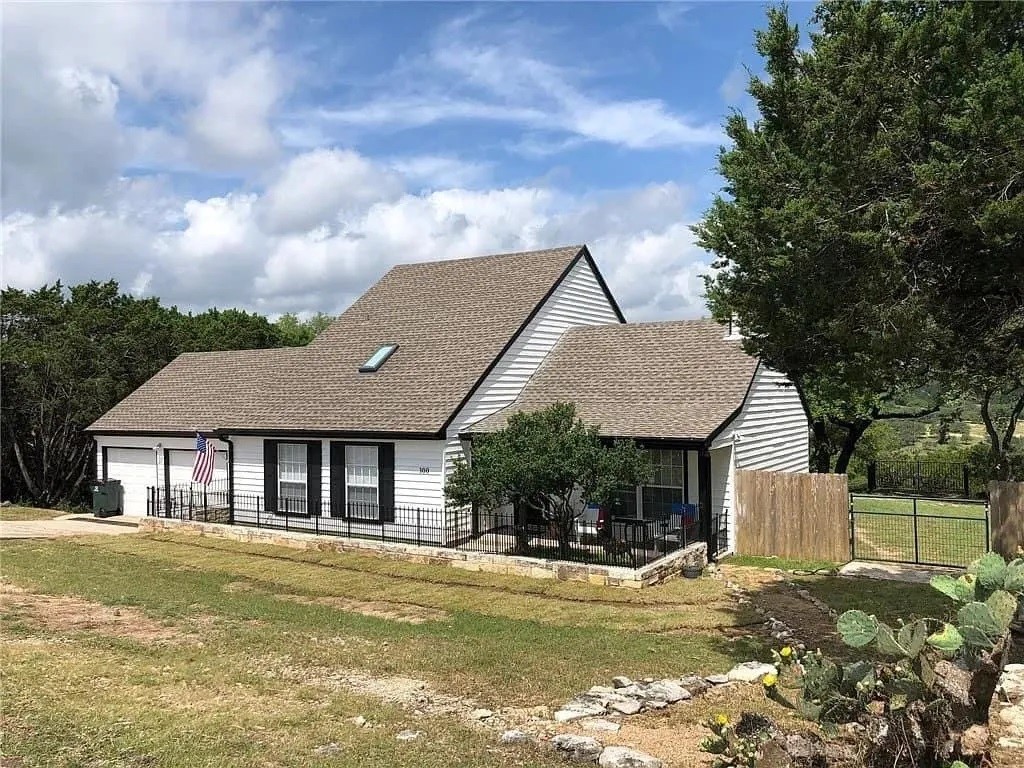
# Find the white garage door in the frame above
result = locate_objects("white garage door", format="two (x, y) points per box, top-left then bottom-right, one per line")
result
(167, 449), (228, 487)
(105, 448), (160, 516)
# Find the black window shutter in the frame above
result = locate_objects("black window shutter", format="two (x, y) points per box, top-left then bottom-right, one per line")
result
(379, 443), (395, 522)
(330, 442), (346, 518)
(307, 441), (322, 516)
(263, 440), (279, 513)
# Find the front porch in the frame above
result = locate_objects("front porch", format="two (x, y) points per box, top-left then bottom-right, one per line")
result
(146, 480), (726, 570)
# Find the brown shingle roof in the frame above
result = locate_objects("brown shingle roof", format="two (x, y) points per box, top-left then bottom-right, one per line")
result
(467, 319), (759, 441)
(88, 245), (588, 435)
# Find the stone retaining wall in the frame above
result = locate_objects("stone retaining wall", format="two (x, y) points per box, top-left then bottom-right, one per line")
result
(139, 518), (706, 588)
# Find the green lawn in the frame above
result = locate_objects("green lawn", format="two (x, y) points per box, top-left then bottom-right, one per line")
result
(1, 531), (768, 767)
(850, 495), (988, 566)
(0, 504), (67, 521)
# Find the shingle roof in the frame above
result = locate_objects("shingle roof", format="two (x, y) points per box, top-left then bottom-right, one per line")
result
(87, 245), (588, 435)
(466, 319), (759, 441)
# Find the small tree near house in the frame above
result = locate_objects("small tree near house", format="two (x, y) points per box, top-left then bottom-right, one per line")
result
(445, 403), (651, 559)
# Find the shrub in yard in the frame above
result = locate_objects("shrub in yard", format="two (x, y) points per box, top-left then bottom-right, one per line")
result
(771, 552), (1024, 767)
(444, 402), (651, 559)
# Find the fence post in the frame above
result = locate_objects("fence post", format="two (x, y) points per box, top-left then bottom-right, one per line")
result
(963, 465), (971, 499)
(256, 496), (262, 528)
(913, 497), (920, 563)
(417, 507), (421, 547)
(984, 498), (991, 552)
(867, 462), (876, 493)
(849, 495), (856, 560)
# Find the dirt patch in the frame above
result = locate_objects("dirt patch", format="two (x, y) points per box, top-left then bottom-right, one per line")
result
(266, 660), (477, 716)
(0, 590), (185, 643)
(719, 566), (843, 653)
(276, 594), (449, 624)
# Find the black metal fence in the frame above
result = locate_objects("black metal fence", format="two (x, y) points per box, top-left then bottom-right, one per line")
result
(867, 459), (971, 497)
(849, 493), (989, 567)
(146, 483), (710, 569)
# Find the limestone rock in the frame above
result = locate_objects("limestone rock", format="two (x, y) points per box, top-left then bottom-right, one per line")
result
(555, 702), (606, 722)
(609, 699), (642, 715)
(598, 745), (664, 768)
(611, 676), (633, 689)
(582, 718), (622, 733)
(500, 729), (532, 745)
(551, 734), (604, 762)
(705, 674), (729, 685)
(726, 662), (778, 683)
(314, 743), (342, 756)
(396, 730), (423, 741)
(641, 680), (690, 703)
(470, 708), (494, 720)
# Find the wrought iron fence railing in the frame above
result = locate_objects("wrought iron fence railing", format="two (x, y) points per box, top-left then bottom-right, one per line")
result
(146, 483), (714, 569)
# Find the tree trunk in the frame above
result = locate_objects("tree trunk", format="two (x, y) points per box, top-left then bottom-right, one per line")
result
(811, 418), (835, 473)
(834, 420), (871, 475)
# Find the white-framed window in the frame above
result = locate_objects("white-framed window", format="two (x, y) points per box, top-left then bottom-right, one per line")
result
(278, 443), (307, 514)
(346, 445), (379, 517)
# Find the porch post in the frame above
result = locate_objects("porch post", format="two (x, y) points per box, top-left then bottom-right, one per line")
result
(162, 447), (171, 518)
(697, 446), (713, 544)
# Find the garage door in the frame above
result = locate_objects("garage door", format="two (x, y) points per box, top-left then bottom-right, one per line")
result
(105, 448), (159, 516)
(167, 449), (227, 487)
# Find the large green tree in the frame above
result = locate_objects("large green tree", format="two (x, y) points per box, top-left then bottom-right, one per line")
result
(695, 1), (1023, 475)
(445, 403), (651, 558)
(1, 282), (180, 506)
(1, 282), (328, 507)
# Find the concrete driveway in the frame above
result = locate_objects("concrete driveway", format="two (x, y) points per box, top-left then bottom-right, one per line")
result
(0, 516), (138, 539)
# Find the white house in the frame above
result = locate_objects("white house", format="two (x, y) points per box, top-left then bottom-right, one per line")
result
(87, 245), (809, 560)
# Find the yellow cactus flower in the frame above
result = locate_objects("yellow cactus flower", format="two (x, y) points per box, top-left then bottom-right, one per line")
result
(762, 673), (778, 688)
(780, 646), (793, 658)
(713, 713), (729, 726)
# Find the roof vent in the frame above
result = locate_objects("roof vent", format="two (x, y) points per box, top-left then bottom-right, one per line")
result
(359, 343), (398, 372)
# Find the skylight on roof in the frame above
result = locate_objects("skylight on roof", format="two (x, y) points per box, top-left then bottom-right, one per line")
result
(359, 343), (398, 372)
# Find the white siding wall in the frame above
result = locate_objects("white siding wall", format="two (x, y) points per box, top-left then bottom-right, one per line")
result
(709, 364), (809, 554)
(231, 436), (446, 509)
(723, 366), (810, 473)
(443, 256), (622, 483)
(710, 445), (734, 555)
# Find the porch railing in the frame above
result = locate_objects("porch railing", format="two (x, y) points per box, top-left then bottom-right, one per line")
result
(147, 484), (716, 569)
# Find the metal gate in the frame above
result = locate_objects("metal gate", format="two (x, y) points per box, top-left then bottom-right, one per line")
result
(849, 494), (989, 567)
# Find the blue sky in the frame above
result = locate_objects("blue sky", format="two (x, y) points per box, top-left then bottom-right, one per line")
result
(2, 1), (815, 320)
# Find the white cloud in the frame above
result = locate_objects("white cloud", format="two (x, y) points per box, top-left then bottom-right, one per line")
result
(187, 50), (284, 170)
(1, 3), (285, 210)
(296, 14), (722, 151)
(259, 149), (403, 234)
(386, 155), (492, 189)
(3, 147), (711, 319)
(719, 62), (748, 104)
(655, 4), (694, 33)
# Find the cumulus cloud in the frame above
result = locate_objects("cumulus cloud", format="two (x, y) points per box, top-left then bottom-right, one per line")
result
(3, 147), (710, 319)
(0, 3), (285, 210)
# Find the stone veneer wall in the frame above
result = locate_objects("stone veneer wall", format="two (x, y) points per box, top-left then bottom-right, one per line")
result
(991, 662), (1024, 767)
(139, 518), (707, 588)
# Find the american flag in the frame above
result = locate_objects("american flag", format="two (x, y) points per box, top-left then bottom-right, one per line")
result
(192, 433), (216, 484)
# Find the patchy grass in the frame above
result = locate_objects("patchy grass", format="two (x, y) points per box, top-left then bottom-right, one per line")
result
(721, 554), (842, 572)
(792, 575), (954, 626)
(850, 495), (988, 566)
(0, 504), (66, 521)
(1, 531), (770, 767)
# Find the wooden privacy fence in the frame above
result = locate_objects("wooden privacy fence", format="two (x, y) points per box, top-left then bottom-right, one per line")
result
(989, 481), (1024, 559)
(735, 469), (850, 562)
